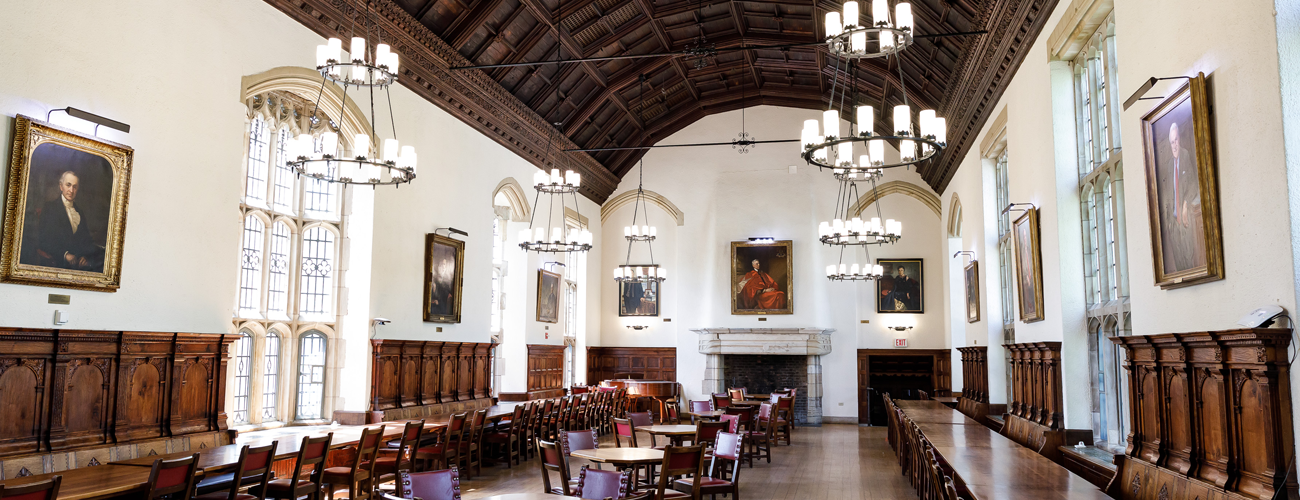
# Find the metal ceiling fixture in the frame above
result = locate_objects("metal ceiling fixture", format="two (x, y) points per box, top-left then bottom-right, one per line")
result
(615, 79), (667, 284)
(821, 175), (898, 282)
(517, 126), (594, 253)
(800, 0), (946, 176)
(291, 0), (417, 186)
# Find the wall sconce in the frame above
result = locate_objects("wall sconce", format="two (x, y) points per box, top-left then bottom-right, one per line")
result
(47, 107), (131, 136)
(1001, 203), (1037, 215)
(748, 237), (776, 244)
(886, 325), (914, 333)
(952, 250), (976, 264)
(626, 324), (650, 331)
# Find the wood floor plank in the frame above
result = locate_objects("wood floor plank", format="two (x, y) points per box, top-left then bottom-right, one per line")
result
(454, 424), (917, 500)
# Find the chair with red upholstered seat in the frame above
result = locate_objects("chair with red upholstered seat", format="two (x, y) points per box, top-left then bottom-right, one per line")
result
(460, 409), (487, 478)
(193, 442), (278, 500)
(537, 439), (574, 496)
(573, 466), (634, 499)
(770, 395), (793, 445)
(727, 388), (746, 401)
(719, 414), (740, 435)
(378, 469), (461, 500)
(745, 403), (775, 466)
(374, 421), (423, 490)
(323, 425), (384, 500)
(252, 433), (332, 500)
(653, 445), (706, 500)
(710, 394), (731, 410)
(675, 431), (742, 500)
(143, 453), (200, 500)
(484, 405), (525, 468)
(0, 475), (61, 499)
(694, 420), (729, 458)
(689, 400), (712, 414)
(416, 412), (465, 473)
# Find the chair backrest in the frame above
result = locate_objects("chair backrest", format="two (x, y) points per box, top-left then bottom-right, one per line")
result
(560, 429), (598, 455)
(0, 475), (61, 499)
(506, 405), (525, 434)
(776, 395), (793, 411)
(225, 441), (278, 500)
(711, 393), (731, 409)
(397, 468), (462, 500)
(351, 426), (386, 475)
(536, 440), (572, 495)
(724, 406), (753, 431)
(468, 409), (488, 444)
(656, 445), (706, 498)
(719, 414), (740, 434)
(575, 466), (632, 500)
(395, 420), (424, 465)
(611, 417), (638, 448)
(285, 433), (333, 492)
(627, 411), (653, 427)
(694, 420), (728, 450)
(728, 388), (745, 401)
(446, 412), (468, 444)
(714, 431), (743, 461)
(664, 401), (680, 424)
(690, 400), (712, 413)
(572, 385), (590, 394)
(144, 453), (200, 499)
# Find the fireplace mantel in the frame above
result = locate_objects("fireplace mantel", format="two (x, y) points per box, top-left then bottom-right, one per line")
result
(692, 327), (834, 355)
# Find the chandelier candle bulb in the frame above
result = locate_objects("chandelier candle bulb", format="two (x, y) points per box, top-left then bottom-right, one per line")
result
(320, 132), (339, 157)
(859, 154), (872, 169)
(534, 170), (548, 186)
(814, 137), (827, 160)
(842, 1), (859, 27)
(838, 141), (853, 165)
(839, 263), (848, 275)
(823, 110), (840, 138)
(551, 227), (562, 243)
(400, 146), (416, 172)
(649, 226), (657, 237)
(869, 139), (885, 165)
(895, 2), (913, 32)
(851, 30), (867, 52)
(384, 52), (399, 74)
(624, 226), (632, 237)
(934, 117), (946, 144)
(571, 172), (581, 188)
(919, 109), (936, 137)
(641, 225), (650, 236)
(833, 218), (845, 234)
(658, 268), (666, 280)
(851, 263), (860, 275)
(327, 38), (342, 61)
(857, 105), (873, 135)
(550, 168), (562, 184)
(894, 105), (911, 135)
(382, 139), (399, 163)
(900, 140), (915, 161)
(871, 217), (882, 232)
(875, 264), (884, 275)
(316, 45), (331, 68)
(534, 228), (545, 243)
(375, 44), (390, 67)
(350, 37), (366, 63)
(819, 221), (831, 237)
(565, 170), (577, 186)
(880, 29), (895, 51)
(872, 0), (890, 26)
(825, 12), (843, 38)
(353, 134), (370, 160)
(852, 218), (864, 233)
(367, 162), (380, 182)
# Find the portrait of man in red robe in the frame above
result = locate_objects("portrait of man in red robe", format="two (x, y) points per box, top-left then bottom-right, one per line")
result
(738, 258), (786, 310)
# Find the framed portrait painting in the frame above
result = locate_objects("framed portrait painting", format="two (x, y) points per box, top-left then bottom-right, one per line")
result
(731, 240), (793, 315)
(1, 115), (133, 291)
(536, 269), (561, 323)
(1141, 72), (1224, 289)
(877, 259), (924, 313)
(1013, 208), (1045, 322)
(964, 261), (980, 323)
(619, 280), (659, 317)
(423, 233), (465, 323)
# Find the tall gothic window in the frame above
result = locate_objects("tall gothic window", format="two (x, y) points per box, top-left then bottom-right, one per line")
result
(1073, 14), (1130, 453)
(231, 332), (253, 425)
(995, 148), (1015, 400)
(297, 331), (328, 420)
(233, 91), (347, 426)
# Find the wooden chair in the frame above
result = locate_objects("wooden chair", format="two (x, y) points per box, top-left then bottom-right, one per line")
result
(727, 388), (745, 401)
(253, 433), (332, 500)
(674, 431), (742, 500)
(0, 475), (61, 499)
(710, 394), (731, 410)
(918, 389), (930, 400)
(416, 412), (464, 473)
(573, 466), (634, 500)
(375, 421), (424, 489)
(193, 442), (278, 500)
(323, 425), (384, 500)
(612, 417), (641, 448)
(723, 406), (754, 432)
(537, 439), (574, 496)
(461, 409), (487, 478)
(378, 469), (461, 500)
(745, 403), (776, 466)
(143, 453), (200, 500)
(663, 401), (682, 425)
(653, 445), (706, 500)
(693, 420), (729, 456)
(520, 403), (539, 459)
(770, 395), (794, 445)
(484, 405), (525, 467)
(689, 400), (712, 415)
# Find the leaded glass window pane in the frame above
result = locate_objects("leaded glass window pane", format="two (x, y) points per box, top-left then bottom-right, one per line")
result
(299, 227), (335, 317)
(297, 332), (327, 420)
(239, 215), (265, 315)
(267, 222), (291, 316)
(272, 127), (296, 214)
(263, 332), (281, 421)
(231, 332), (252, 424)
(246, 118), (270, 203)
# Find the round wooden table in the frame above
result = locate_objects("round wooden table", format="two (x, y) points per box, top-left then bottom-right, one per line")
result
(570, 447), (664, 465)
(685, 410), (724, 420)
(641, 424), (697, 446)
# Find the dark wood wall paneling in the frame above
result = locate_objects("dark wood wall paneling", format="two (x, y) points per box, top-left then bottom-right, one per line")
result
(0, 328), (233, 458)
(999, 341), (1076, 463)
(1108, 329), (1297, 500)
(498, 345), (566, 402)
(857, 349), (952, 425)
(369, 339), (494, 411)
(956, 346), (993, 424)
(586, 347), (677, 385)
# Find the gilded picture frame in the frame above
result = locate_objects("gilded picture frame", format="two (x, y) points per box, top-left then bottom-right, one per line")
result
(964, 261), (980, 323)
(1140, 72), (1224, 289)
(1013, 208), (1044, 323)
(423, 233), (465, 323)
(731, 240), (793, 315)
(1, 115), (133, 291)
(876, 258), (924, 314)
(619, 280), (659, 317)
(536, 269), (561, 323)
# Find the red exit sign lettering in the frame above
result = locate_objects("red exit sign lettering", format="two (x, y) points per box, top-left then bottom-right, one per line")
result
(894, 338), (908, 348)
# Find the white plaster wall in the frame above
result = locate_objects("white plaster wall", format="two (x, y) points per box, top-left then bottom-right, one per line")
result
(596, 106), (947, 419)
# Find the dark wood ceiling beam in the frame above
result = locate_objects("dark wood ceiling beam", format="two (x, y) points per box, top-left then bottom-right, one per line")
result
(528, 63), (580, 108)
(519, 0), (609, 86)
(728, 0), (747, 37)
(492, 24), (552, 81)
(649, 0), (735, 19)
(448, 0), (507, 50)
(567, 56), (674, 135)
(670, 58), (702, 100)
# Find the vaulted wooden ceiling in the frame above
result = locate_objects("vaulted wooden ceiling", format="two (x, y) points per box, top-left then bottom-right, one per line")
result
(266, 0), (1056, 202)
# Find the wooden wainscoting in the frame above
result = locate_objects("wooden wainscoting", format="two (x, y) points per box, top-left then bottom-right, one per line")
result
(499, 344), (566, 401)
(369, 339), (495, 419)
(1108, 329), (1297, 500)
(0, 328), (235, 467)
(1000, 341), (1072, 463)
(857, 349), (951, 425)
(956, 346), (991, 424)
(586, 347), (676, 384)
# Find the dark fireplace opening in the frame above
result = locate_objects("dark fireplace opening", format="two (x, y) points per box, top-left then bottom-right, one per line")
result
(722, 354), (808, 425)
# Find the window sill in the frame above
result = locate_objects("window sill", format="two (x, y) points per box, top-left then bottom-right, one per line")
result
(230, 420), (286, 434)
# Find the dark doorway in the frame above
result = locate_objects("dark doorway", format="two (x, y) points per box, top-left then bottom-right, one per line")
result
(857, 349), (952, 425)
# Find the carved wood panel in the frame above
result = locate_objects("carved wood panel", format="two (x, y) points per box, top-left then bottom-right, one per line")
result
(1004, 341), (1063, 430)
(0, 329), (53, 456)
(457, 344), (473, 401)
(527, 344), (565, 394)
(1109, 329), (1296, 500)
(957, 346), (988, 403)
(585, 347), (676, 384)
(116, 332), (173, 442)
(169, 333), (222, 436)
(368, 339), (496, 411)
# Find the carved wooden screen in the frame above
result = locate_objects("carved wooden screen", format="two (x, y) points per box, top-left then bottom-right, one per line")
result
(527, 345), (565, 393)
(1109, 329), (1296, 500)
(0, 329), (54, 456)
(48, 330), (117, 450)
(368, 339), (496, 411)
(169, 333), (226, 436)
(957, 346), (988, 403)
(1004, 341), (1063, 430)
(585, 347), (677, 384)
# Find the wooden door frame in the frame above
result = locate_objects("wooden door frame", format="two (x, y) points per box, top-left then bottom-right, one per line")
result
(857, 349), (952, 424)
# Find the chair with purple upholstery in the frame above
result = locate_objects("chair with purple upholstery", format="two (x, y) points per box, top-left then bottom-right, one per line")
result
(379, 468), (461, 500)
(675, 431), (743, 499)
(573, 466), (634, 499)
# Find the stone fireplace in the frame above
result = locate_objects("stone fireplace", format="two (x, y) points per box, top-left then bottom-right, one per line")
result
(692, 327), (833, 425)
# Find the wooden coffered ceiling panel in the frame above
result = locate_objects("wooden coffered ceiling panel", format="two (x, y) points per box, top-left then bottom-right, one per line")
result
(265, 0), (1056, 201)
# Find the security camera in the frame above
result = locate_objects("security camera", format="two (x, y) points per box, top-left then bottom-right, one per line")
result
(372, 318), (392, 325)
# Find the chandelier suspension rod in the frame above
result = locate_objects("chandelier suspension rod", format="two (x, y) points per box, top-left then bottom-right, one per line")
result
(448, 31), (986, 70)
(564, 138), (798, 152)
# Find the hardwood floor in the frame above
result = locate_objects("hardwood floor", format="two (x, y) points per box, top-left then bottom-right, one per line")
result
(456, 424), (918, 499)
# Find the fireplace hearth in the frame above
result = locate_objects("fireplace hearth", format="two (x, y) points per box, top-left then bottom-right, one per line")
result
(723, 354), (809, 424)
(692, 327), (833, 425)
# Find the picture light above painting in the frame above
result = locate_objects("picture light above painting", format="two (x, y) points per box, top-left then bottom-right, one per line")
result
(1, 113), (134, 291)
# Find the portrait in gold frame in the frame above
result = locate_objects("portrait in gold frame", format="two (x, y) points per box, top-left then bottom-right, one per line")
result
(1140, 72), (1224, 289)
(964, 261), (980, 324)
(1012, 208), (1044, 323)
(1, 115), (133, 291)
(731, 240), (793, 315)
(423, 233), (465, 323)
(536, 269), (561, 323)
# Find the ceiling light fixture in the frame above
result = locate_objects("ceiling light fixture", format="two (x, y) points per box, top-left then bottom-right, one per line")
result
(821, 175), (900, 282)
(517, 127), (593, 253)
(614, 78), (667, 285)
(291, 0), (416, 186)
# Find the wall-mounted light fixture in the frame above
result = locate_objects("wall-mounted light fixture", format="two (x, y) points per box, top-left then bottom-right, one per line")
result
(952, 250), (976, 264)
(886, 325), (914, 332)
(433, 227), (469, 238)
(1123, 75), (1192, 111)
(748, 237), (776, 244)
(48, 107), (131, 136)
(626, 325), (650, 331)
(1001, 202), (1037, 215)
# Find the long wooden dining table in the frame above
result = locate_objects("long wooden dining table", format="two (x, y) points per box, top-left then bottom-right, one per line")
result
(892, 399), (1110, 500)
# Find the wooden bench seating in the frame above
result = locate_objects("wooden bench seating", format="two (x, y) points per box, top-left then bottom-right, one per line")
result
(1000, 413), (1065, 462)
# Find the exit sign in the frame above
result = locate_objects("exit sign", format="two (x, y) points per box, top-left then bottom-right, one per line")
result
(894, 338), (908, 348)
